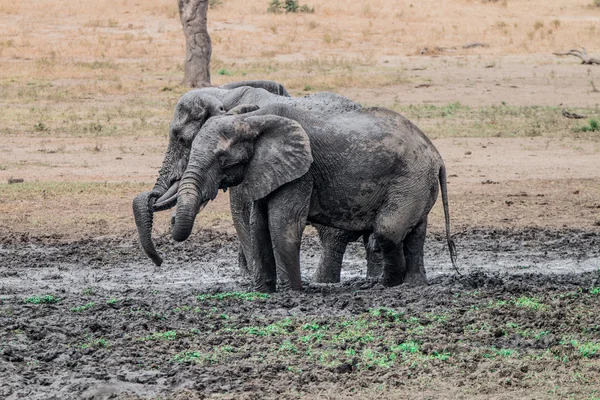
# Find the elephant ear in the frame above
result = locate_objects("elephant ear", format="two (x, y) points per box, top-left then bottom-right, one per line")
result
(238, 115), (313, 203)
(226, 104), (260, 115)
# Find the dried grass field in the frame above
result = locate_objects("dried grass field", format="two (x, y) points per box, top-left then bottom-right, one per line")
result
(1, 0), (600, 399)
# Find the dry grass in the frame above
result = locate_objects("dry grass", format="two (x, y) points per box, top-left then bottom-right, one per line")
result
(1, 0), (599, 138)
(1, 0), (600, 238)
(2, 0), (600, 84)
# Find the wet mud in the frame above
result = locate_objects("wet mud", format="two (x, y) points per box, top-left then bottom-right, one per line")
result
(1, 228), (599, 399)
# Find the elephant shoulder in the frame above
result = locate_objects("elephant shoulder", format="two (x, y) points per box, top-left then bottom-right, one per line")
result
(360, 106), (404, 119)
(300, 92), (362, 113)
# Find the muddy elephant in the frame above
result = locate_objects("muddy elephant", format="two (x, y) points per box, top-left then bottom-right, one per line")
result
(170, 103), (456, 292)
(132, 81), (381, 282)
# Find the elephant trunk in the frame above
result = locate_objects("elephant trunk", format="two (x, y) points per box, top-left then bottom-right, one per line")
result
(133, 191), (163, 266)
(172, 165), (214, 242)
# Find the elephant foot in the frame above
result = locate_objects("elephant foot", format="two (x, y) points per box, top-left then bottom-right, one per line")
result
(366, 264), (383, 279)
(404, 273), (428, 287)
(382, 274), (404, 287)
(312, 271), (341, 284)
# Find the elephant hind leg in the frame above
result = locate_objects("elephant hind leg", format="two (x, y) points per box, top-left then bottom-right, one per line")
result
(374, 200), (425, 286)
(313, 225), (361, 284)
(373, 234), (406, 287)
(403, 218), (428, 286)
(364, 233), (383, 279)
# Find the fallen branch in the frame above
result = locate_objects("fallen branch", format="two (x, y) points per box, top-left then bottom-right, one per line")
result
(462, 42), (488, 49)
(8, 177), (24, 184)
(562, 110), (585, 119)
(420, 42), (488, 55)
(553, 48), (600, 65)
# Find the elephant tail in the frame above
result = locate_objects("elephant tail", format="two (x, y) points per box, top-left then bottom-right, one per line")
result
(439, 164), (467, 283)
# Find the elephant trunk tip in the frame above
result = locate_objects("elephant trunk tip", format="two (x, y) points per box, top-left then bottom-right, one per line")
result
(150, 254), (164, 267)
(172, 226), (192, 243)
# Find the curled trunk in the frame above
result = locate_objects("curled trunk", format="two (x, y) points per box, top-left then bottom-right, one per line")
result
(172, 165), (215, 242)
(133, 192), (163, 266)
(172, 178), (202, 243)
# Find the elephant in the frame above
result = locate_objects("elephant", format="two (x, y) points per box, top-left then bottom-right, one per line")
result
(169, 102), (457, 292)
(132, 81), (381, 282)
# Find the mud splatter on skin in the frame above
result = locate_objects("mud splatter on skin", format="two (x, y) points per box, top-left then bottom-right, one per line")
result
(0, 228), (599, 399)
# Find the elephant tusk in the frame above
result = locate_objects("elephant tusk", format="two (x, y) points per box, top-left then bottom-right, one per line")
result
(154, 181), (180, 209)
(197, 200), (208, 215)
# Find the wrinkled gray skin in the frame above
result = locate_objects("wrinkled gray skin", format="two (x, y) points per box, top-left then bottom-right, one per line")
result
(133, 80), (380, 282)
(171, 104), (456, 292)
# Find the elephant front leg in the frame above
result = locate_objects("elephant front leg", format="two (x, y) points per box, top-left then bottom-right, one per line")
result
(249, 201), (277, 293)
(230, 187), (253, 276)
(313, 225), (361, 283)
(267, 180), (312, 291)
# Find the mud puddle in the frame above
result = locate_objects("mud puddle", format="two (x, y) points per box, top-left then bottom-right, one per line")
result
(1, 228), (599, 399)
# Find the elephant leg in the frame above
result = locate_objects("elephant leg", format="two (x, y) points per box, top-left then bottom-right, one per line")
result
(364, 233), (383, 279)
(312, 225), (361, 283)
(403, 218), (428, 286)
(266, 181), (312, 291)
(249, 201), (277, 293)
(237, 244), (248, 275)
(230, 187), (252, 276)
(373, 234), (406, 287)
(374, 200), (424, 286)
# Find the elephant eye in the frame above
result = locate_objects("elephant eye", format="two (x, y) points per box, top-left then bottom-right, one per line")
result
(217, 153), (235, 169)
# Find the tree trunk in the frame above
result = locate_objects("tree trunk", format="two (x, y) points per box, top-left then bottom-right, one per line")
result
(178, 0), (212, 87)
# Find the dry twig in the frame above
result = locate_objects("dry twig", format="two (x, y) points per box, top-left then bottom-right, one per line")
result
(553, 48), (600, 65)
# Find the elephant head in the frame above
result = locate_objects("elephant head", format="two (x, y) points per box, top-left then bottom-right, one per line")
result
(171, 114), (313, 243)
(133, 91), (226, 265)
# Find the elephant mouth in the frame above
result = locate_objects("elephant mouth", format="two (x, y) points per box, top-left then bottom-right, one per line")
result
(154, 180), (180, 210)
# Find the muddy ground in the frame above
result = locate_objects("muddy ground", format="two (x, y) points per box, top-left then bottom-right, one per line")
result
(1, 227), (599, 399)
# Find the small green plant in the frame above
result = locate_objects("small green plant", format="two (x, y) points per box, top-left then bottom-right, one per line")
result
(514, 295), (549, 311)
(82, 287), (94, 296)
(81, 338), (108, 349)
(369, 307), (405, 322)
(594, 0), (600, 8)
(24, 295), (59, 304)
(217, 68), (232, 76)
(174, 350), (222, 364)
(483, 347), (517, 358)
(242, 318), (294, 336)
(70, 302), (95, 312)
(278, 340), (299, 354)
(285, 0), (298, 12)
(209, 0), (223, 8)
(140, 330), (177, 341)
(569, 339), (600, 358)
(267, 0), (314, 13)
(591, 287), (600, 295)
(33, 122), (48, 132)
(106, 298), (117, 305)
(576, 118), (600, 132)
(393, 341), (420, 354)
(302, 321), (328, 331)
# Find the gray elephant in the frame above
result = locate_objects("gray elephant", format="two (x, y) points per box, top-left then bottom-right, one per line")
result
(170, 103), (456, 292)
(132, 81), (380, 282)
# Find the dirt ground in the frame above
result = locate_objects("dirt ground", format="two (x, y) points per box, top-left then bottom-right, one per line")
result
(2, 0), (600, 398)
